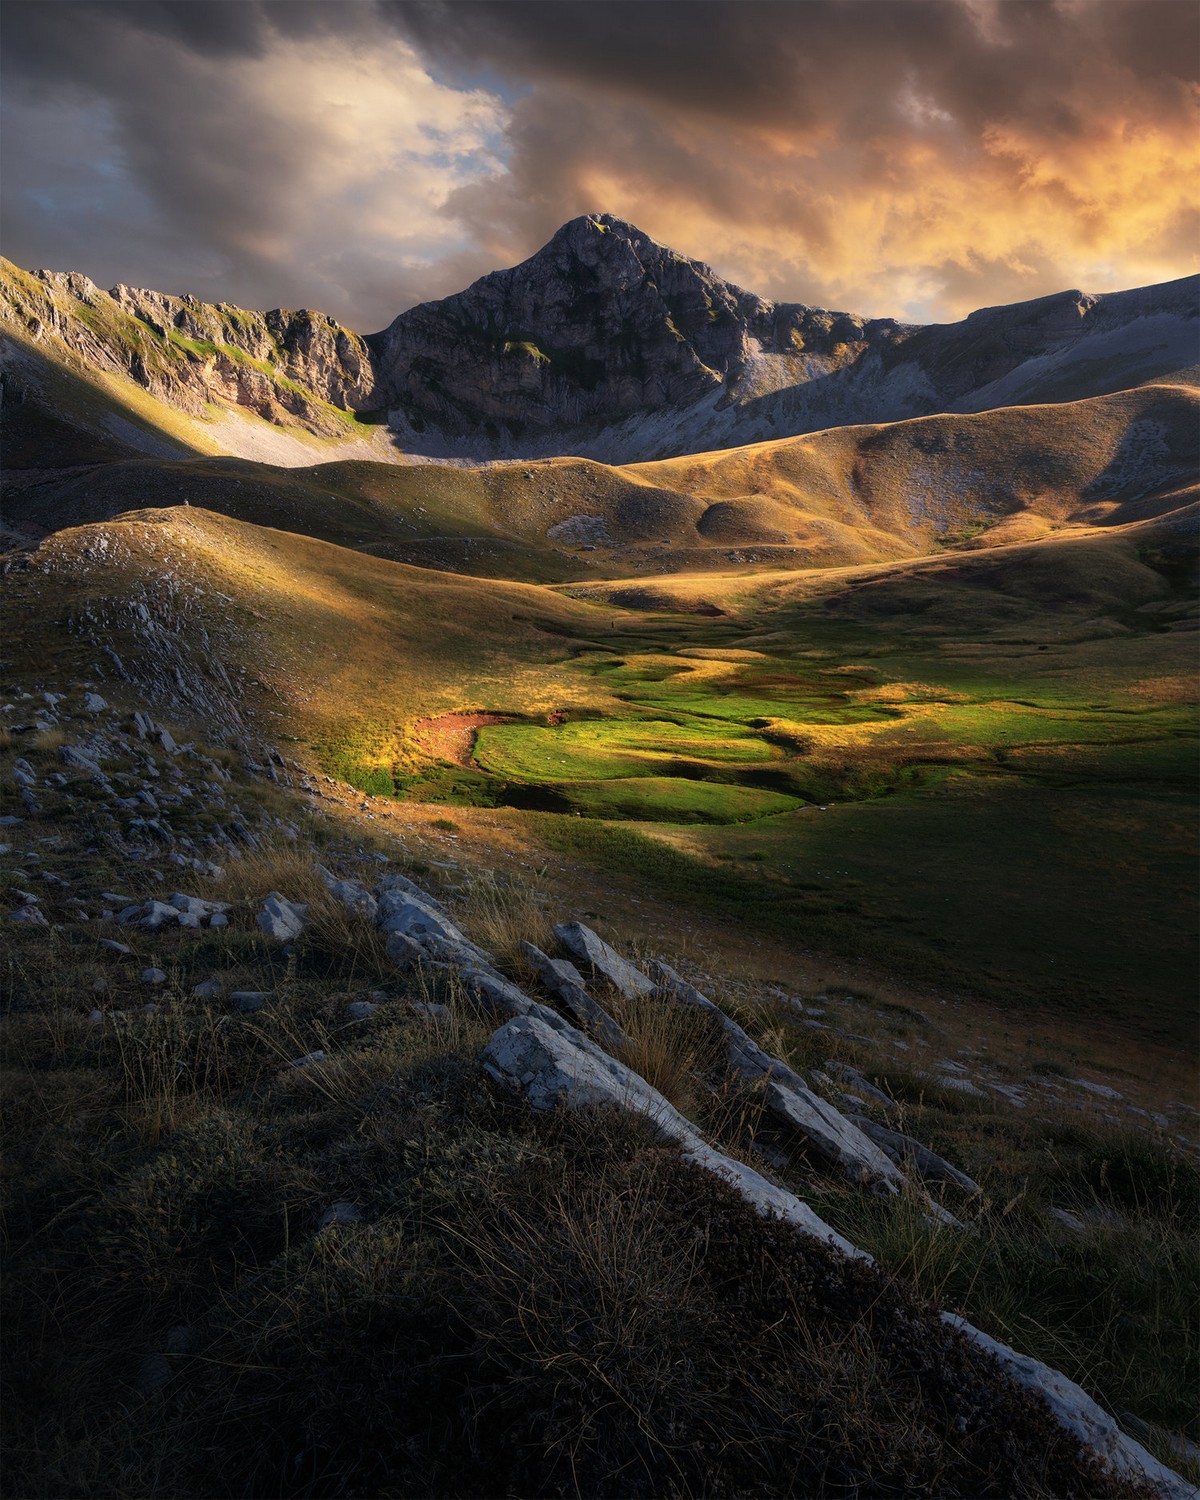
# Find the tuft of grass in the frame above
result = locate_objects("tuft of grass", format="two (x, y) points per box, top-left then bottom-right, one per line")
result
(206, 842), (329, 906)
(454, 867), (555, 973)
(606, 992), (725, 1116)
(109, 1002), (234, 1144)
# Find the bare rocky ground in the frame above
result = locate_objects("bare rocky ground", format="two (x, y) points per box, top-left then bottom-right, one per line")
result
(2, 680), (1197, 1498)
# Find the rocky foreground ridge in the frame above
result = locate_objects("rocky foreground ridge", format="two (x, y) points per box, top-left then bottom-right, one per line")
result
(3, 216), (1196, 461)
(2, 681), (1196, 1498)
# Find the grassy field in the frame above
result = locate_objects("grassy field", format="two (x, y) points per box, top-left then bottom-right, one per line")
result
(404, 529), (1198, 1038)
(3, 503), (1195, 1039)
(4, 252), (1199, 1499)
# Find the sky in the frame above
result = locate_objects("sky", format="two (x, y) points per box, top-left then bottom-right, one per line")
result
(2, 0), (1197, 332)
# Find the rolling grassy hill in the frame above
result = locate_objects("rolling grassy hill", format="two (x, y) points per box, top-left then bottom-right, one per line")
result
(5, 382), (1195, 582)
(3, 500), (1195, 1038)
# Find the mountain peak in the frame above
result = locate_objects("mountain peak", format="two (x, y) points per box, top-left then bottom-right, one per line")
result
(541, 213), (710, 278)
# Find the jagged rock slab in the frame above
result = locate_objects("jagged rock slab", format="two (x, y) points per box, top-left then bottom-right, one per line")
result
(257, 892), (307, 941)
(520, 940), (626, 1050)
(649, 960), (903, 1193)
(828, 1061), (895, 1110)
(482, 1011), (863, 1261)
(376, 888), (465, 946)
(169, 892), (229, 917)
(318, 866), (378, 920)
(458, 965), (558, 1025)
(230, 991), (270, 1013)
(139, 900), (182, 930)
(375, 872), (449, 916)
(849, 1116), (980, 1195)
(554, 921), (655, 999)
(944, 1314), (1197, 1500)
(8, 905), (48, 926)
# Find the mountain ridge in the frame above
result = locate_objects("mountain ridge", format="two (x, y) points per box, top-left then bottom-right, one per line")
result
(3, 214), (1196, 464)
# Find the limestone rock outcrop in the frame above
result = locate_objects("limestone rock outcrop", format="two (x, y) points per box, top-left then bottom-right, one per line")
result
(482, 1010), (865, 1261)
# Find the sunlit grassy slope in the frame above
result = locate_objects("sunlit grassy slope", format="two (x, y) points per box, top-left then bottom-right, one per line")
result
(0, 317), (399, 472)
(4, 500), (1195, 1036)
(5, 376), (1195, 579)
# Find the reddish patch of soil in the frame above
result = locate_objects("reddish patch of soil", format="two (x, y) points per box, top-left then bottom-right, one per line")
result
(411, 712), (517, 768)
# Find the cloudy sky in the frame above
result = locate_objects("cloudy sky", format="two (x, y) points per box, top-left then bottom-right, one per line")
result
(2, 0), (1197, 332)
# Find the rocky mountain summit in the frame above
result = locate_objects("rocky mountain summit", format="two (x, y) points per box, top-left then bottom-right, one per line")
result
(370, 213), (894, 438)
(3, 216), (1196, 463)
(372, 218), (1197, 459)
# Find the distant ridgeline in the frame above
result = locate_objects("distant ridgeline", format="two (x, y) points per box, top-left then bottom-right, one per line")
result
(2, 214), (1197, 463)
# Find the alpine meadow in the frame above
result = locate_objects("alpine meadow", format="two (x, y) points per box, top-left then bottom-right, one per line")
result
(1, 3), (1198, 1497)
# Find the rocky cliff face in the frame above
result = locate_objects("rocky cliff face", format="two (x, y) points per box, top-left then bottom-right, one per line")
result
(2, 218), (1196, 462)
(0, 260), (376, 439)
(370, 214), (897, 438)
(369, 217), (1197, 460)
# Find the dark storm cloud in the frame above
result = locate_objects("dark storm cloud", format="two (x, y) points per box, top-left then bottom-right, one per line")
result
(1, 0), (1196, 328)
(0, 0), (504, 327)
(387, 0), (1199, 131)
(385, 0), (1200, 317)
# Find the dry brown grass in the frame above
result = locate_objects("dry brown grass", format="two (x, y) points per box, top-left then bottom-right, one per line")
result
(209, 843), (330, 906)
(110, 1003), (233, 1144)
(455, 867), (555, 974)
(29, 726), (67, 755)
(607, 993), (724, 1116)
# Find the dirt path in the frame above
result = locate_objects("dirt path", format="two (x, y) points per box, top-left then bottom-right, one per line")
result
(410, 712), (517, 768)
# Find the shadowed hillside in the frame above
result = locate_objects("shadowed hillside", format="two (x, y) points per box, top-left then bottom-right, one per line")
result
(5, 385), (1195, 581)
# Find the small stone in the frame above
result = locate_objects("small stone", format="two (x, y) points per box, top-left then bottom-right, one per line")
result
(82, 693), (108, 712)
(412, 1001), (452, 1023)
(317, 1201), (363, 1229)
(208, 911), (229, 928)
(139, 901), (180, 931)
(230, 991), (271, 1012)
(141, 967), (168, 986)
(92, 976), (108, 993)
(9, 903), (49, 926)
(135, 1354), (172, 1392)
(164, 1326), (195, 1356)
(289, 1049), (326, 1068)
(1048, 1206), (1087, 1234)
(87, 1008), (104, 1024)
(939, 1076), (988, 1098)
(60, 745), (103, 778)
(554, 921), (655, 999)
(1068, 1077), (1123, 1101)
(257, 892), (308, 941)
(192, 979), (223, 1000)
(317, 866), (378, 920)
(345, 1000), (378, 1021)
(169, 892), (229, 917)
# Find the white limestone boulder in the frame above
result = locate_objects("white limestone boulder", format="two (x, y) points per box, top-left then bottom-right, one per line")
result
(257, 892), (308, 941)
(482, 1011), (864, 1261)
(944, 1314), (1197, 1500)
(554, 921), (655, 999)
(649, 960), (904, 1193)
